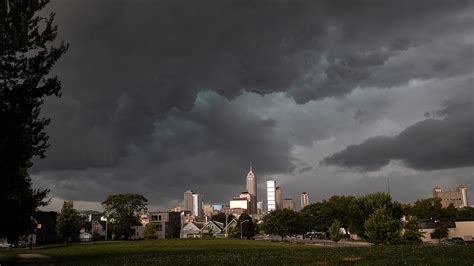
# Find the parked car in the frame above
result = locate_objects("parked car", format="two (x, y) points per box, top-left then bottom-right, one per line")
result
(451, 237), (465, 245)
(0, 242), (14, 249)
(440, 239), (456, 245)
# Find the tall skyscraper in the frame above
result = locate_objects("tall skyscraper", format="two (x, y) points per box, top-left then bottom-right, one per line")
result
(246, 161), (257, 214)
(275, 186), (283, 210)
(283, 198), (295, 211)
(183, 190), (194, 212)
(300, 192), (310, 210)
(192, 193), (203, 216)
(266, 180), (276, 212)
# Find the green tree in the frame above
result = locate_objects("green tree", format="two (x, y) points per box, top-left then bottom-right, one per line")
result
(328, 219), (342, 243)
(352, 193), (402, 239)
(0, 0), (68, 245)
(411, 198), (443, 220)
(364, 206), (401, 245)
(402, 215), (423, 244)
(102, 194), (148, 240)
(143, 223), (157, 240)
(211, 213), (235, 225)
(263, 209), (301, 241)
(300, 196), (356, 238)
(300, 202), (333, 235)
(55, 201), (83, 244)
(431, 227), (449, 243)
(227, 225), (240, 238)
(239, 214), (255, 239)
(442, 204), (457, 218)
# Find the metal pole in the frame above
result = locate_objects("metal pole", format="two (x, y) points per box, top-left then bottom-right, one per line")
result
(105, 220), (107, 241)
(240, 221), (242, 239)
(225, 214), (228, 238)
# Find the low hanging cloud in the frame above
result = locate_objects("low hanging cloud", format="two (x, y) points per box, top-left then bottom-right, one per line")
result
(322, 101), (474, 171)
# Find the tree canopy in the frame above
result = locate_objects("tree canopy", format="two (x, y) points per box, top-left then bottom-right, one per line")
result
(238, 214), (255, 239)
(56, 201), (83, 244)
(0, 0), (68, 244)
(263, 209), (301, 240)
(102, 193), (148, 240)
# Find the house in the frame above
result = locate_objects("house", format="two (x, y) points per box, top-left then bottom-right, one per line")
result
(92, 220), (107, 240)
(32, 211), (60, 245)
(201, 220), (225, 237)
(419, 219), (474, 243)
(147, 211), (181, 239)
(180, 222), (206, 238)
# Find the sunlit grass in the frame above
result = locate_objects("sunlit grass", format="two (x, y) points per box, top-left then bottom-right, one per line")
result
(2, 239), (474, 265)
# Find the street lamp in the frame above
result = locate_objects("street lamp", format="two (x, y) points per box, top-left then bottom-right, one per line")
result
(240, 220), (250, 239)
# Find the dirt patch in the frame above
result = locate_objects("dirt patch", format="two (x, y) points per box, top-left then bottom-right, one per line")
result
(341, 256), (363, 262)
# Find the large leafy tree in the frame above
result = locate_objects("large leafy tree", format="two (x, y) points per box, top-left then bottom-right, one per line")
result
(102, 193), (148, 240)
(0, 0), (68, 244)
(143, 223), (157, 240)
(56, 201), (83, 244)
(402, 215), (423, 244)
(364, 206), (402, 245)
(411, 198), (443, 220)
(301, 196), (356, 236)
(263, 209), (301, 241)
(238, 213), (255, 239)
(351, 193), (402, 239)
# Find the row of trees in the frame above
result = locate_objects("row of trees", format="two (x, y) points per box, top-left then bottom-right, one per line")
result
(55, 193), (148, 242)
(264, 193), (426, 245)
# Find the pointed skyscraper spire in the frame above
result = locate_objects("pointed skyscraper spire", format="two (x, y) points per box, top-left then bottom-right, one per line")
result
(246, 161), (257, 214)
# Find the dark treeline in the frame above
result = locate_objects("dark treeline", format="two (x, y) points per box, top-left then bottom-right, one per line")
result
(263, 193), (474, 245)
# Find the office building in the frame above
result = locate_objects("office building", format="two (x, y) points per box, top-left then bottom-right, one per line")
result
(300, 192), (310, 209)
(276, 186), (283, 210)
(192, 193), (204, 216)
(283, 198), (295, 211)
(246, 162), (257, 214)
(183, 190), (194, 212)
(148, 211), (181, 239)
(433, 186), (469, 208)
(267, 180), (276, 212)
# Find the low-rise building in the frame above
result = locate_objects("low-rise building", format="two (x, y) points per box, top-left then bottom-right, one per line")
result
(148, 211), (181, 239)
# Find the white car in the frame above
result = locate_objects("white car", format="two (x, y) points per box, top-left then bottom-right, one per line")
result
(0, 242), (13, 249)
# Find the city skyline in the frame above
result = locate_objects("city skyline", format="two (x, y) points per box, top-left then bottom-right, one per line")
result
(33, 1), (474, 212)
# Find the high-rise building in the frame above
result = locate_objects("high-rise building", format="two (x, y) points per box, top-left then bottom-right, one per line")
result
(275, 186), (283, 210)
(192, 193), (204, 216)
(203, 203), (214, 217)
(183, 190), (194, 212)
(266, 180), (276, 212)
(433, 186), (469, 208)
(246, 161), (257, 214)
(283, 198), (295, 211)
(300, 192), (310, 210)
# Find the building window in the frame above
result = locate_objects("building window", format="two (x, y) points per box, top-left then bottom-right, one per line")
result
(157, 224), (163, 231)
(151, 215), (158, 221)
(158, 215), (162, 221)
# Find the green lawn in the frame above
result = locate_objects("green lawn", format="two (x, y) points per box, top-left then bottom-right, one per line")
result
(1, 239), (474, 265)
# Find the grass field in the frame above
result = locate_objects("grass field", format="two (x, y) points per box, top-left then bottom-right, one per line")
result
(1, 239), (474, 265)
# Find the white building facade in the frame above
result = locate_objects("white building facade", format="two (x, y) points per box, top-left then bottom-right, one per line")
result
(267, 180), (276, 212)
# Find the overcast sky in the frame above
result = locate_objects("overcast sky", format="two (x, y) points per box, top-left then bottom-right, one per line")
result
(35, 0), (474, 212)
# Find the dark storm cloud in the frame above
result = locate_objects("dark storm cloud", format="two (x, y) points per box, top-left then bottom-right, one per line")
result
(30, 0), (474, 205)
(322, 101), (474, 171)
(36, 0), (472, 171)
